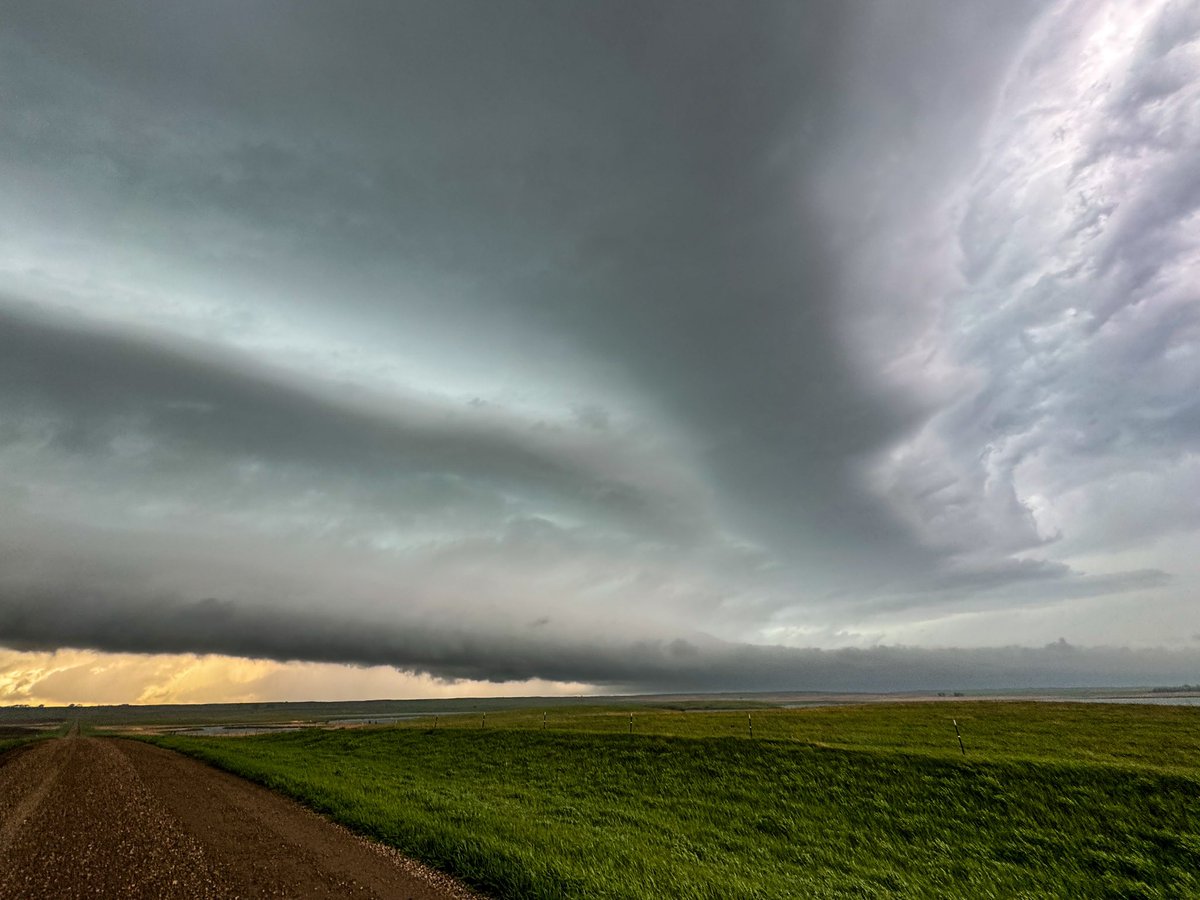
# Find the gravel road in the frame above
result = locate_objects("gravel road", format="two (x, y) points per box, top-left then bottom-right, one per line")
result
(0, 732), (484, 899)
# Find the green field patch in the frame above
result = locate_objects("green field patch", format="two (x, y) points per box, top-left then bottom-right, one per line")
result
(409, 701), (1200, 772)
(0, 723), (65, 755)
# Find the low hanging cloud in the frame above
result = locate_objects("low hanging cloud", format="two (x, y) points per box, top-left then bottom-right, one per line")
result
(7, 583), (1200, 693)
(0, 0), (1198, 696)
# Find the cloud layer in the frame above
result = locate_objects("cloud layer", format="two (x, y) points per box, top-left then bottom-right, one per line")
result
(0, 0), (1197, 695)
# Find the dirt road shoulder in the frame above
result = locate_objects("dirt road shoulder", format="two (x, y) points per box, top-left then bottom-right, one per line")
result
(0, 736), (484, 900)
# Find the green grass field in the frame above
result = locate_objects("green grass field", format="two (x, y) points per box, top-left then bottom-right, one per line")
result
(147, 702), (1200, 899)
(0, 724), (61, 755)
(0, 737), (30, 755)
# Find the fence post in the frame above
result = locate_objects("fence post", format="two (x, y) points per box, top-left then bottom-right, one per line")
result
(953, 719), (965, 756)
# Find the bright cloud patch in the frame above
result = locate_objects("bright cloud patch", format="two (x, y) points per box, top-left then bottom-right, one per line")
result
(850, 0), (1200, 638)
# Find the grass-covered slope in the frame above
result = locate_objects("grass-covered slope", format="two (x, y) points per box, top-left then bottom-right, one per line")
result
(149, 703), (1200, 899)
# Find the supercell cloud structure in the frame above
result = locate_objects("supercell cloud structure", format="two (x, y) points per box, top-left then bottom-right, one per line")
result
(1, 0), (1199, 693)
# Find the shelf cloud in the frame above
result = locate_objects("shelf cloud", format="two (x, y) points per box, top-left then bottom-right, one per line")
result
(1, 0), (1197, 697)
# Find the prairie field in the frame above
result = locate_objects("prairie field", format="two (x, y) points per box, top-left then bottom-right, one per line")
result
(147, 701), (1200, 899)
(0, 734), (32, 755)
(0, 724), (60, 755)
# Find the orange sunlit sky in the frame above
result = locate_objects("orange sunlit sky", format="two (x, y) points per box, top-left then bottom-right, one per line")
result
(0, 649), (593, 707)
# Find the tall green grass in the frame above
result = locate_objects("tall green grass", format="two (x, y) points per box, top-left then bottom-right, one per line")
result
(149, 702), (1200, 899)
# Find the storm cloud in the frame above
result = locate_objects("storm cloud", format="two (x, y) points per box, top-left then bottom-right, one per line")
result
(1, 0), (1198, 694)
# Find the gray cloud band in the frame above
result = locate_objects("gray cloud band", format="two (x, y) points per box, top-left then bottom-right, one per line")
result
(4, 587), (1199, 692)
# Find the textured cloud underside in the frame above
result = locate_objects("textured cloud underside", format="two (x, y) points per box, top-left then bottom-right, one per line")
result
(0, 0), (1197, 692)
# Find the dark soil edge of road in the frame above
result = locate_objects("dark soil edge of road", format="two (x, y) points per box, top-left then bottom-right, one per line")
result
(0, 733), (488, 900)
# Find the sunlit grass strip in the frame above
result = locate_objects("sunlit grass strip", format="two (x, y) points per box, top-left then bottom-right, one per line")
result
(149, 708), (1200, 899)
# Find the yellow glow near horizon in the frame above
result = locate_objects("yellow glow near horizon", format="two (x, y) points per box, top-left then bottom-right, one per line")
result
(0, 647), (596, 707)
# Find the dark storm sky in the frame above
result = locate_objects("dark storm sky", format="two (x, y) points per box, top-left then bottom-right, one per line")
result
(1, 0), (1199, 691)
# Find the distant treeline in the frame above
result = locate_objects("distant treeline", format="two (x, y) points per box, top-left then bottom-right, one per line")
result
(1150, 684), (1200, 693)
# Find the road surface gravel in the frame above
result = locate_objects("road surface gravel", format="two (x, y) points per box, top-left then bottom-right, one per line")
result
(0, 732), (484, 899)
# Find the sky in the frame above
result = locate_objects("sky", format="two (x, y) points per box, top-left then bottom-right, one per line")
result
(1, 0), (1199, 705)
